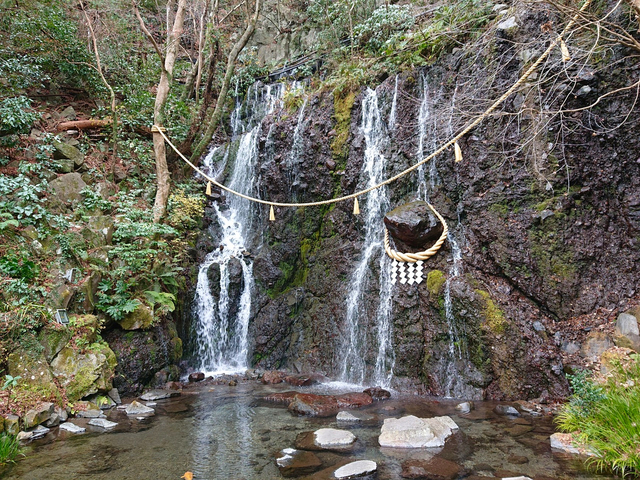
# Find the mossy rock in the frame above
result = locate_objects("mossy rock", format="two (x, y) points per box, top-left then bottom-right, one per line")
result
(427, 270), (446, 296)
(169, 337), (183, 363)
(118, 304), (154, 330)
(50, 342), (117, 402)
(475, 289), (508, 335)
(38, 325), (73, 363)
(7, 348), (58, 398)
(71, 314), (101, 344)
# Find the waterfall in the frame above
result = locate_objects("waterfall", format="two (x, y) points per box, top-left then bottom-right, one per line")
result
(415, 74), (442, 200)
(339, 88), (394, 387)
(388, 74), (399, 131)
(192, 84), (285, 375)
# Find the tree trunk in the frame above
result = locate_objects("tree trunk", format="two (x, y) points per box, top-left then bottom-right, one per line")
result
(145, 0), (188, 223)
(190, 0), (261, 162)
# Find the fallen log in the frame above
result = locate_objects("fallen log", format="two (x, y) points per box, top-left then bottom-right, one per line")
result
(56, 119), (112, 131)
(55, 120), (153, 138)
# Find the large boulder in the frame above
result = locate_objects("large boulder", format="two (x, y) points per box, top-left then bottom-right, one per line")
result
(7, 347), (60, 400)
(48, 172), (87, 205)
(38, 325), (73, 363)
(378, 415), (459, 448)
(23, 402), (55, 429)
(384, 200), (444, 247)
(50, 342), (117, 402)
(52, 140), (84, 172)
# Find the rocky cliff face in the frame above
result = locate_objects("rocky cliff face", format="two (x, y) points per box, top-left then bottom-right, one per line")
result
(193, 9), (640, 400)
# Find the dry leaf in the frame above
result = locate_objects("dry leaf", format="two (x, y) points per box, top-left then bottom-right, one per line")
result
(181, 472), (193, 480)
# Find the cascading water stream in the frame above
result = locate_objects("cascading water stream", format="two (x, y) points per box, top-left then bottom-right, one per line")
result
(388, 74), (399, 131)
(192, 85), (284, 375)
(415, 74), (442, 201)
(339, 88), (394, 388)
(414, 73), (472, 397)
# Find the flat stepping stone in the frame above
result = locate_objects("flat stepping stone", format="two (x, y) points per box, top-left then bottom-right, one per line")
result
(337, 411), (375, 423)
(88, 418), (118, 429)
(314, 428), (356, 448)
(125, 400), (155, 416)
(31, 425), (50, 439)
(379, 415), (458, 448)
(59, 422), (86, 434)
(276, 448), (322, 477)
(334, 460), (377, 479)
(140, 389), (181, 401)
(75, 409), (104, 418)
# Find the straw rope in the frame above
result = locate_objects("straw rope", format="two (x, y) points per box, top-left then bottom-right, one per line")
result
(155, 0), (591, 261)
(384, 203), (449, 262)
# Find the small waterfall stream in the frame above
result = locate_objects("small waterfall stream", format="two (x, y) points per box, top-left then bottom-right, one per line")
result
(339, 87), (394, 387)
(192, 84), (285, 375)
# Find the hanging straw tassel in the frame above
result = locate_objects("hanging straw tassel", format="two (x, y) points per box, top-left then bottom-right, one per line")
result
(353, 197), (360, 215)
(560, 39), (571, 62)
(269, 205), (275, 221)
(454, 142), (463, 162)
(206, 181), (212, 196)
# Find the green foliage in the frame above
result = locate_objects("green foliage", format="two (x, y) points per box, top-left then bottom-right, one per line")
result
(2, 374), (21, 390)
(0, 173), (47, 224)
(232, 47), (270, 94)
(96, 279), (141, 321)
(0, 213), (19, 233)
(80, 187), (113, 213)
(0, 253), (39, 281)
(0, 3), (100, 93)
(354, 5), (414, 53)
(308, 0), (377, 49)
(0, 433), (24, 465)
(144, 290), (176, 314)
(167, 189), (205, 230)
(556, 357), (640, 476)
(0, 97), (39, 136)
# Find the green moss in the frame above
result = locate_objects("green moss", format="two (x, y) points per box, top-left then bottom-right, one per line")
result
(488, 203), (509, 216)
(426, 270), (446, 296)
(475, 289), (508, 335)
(331, 89), (356, 165)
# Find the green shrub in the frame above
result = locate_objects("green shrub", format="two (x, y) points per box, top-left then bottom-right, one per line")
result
(0, 97), (38, 136)
(0, 433), (24, 465)
(556, 356), (640, 476)
(354, 5), (414, 53)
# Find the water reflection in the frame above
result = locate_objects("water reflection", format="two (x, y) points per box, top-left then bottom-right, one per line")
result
(4, 383), (617, 480)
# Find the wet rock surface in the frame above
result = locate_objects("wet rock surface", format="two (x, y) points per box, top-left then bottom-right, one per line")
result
(384, 201), (444, 248)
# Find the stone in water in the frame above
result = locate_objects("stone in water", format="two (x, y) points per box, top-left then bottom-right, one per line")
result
(88, 418), (118, 429)
(334, 460), (377, 479)
(314, 428), (356, 448)
(379, 415), (458, 448)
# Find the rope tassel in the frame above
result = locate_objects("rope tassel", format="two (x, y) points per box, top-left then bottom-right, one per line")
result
(206, 181), (212, 196)
(269, 205), (275, 221)
(560, 39), (571, 62)
(454, 142), (463, 162)
(353, 197), (360, 215)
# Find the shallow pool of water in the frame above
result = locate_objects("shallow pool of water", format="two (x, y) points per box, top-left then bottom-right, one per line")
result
(2, 382), (615, 480)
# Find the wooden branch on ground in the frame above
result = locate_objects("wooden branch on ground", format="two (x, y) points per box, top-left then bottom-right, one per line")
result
(56, 119), (113, 131)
